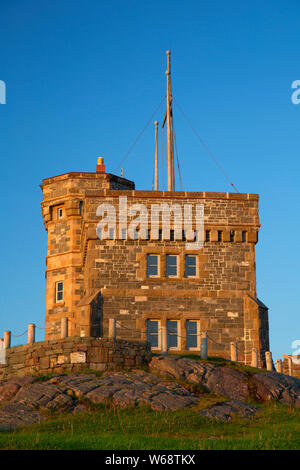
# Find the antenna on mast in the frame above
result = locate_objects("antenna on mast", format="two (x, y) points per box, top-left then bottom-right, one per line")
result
(163, 50), (175, 191)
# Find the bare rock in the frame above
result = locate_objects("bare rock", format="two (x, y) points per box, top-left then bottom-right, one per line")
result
(0, 402), (43, 430)
(252, 372), (300, 407)
(150, 356), (249, 401)
(199, 400), (259, 422)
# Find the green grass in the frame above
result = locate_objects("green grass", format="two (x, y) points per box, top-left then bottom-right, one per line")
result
(0, 401), (299, 450)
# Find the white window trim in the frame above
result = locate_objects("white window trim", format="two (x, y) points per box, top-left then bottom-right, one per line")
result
(167, 320), (181, 351)
(57, 207), (63, 219)
(55, 281), (64, 303)
(147, 254), (160, 278)
(147, 319), (161, 351)
(186, 320), (200, 351)
(185, 255), (198, 279)
(166, 255), (179, 278)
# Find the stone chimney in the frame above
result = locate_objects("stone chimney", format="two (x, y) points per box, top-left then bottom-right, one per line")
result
(96, 157), (105, 173)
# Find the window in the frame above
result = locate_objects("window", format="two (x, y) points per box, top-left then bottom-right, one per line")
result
(186, 320), (199, 350)
(182, 230), (186, 241)
(205, 230), (210, 242)
(121, 228), (127, 240)
(79, 201), (84, 216)
(147, 320), (160, 349)
(109, 228), (115, 240)
(55, 282), (63, 302)
(230, 230), (235, 243)
(158, 229), (162, 241)
(132, 228), (138, 240)
(57, 208), (63, 219)
(185, 255), (196, 277)
(242, 231), (247, 243)
(166, 255), (178, 277)
(170, 229), (175, 241)
(218, 230), (223, 242)
(147, 255), (159, 277)
(167, 320), (179, 349)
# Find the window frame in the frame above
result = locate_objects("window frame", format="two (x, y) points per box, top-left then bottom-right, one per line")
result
(55, 281), (64, 303)
(166, 254), (178, 278)
(167, 320), (181, 351)
(146, 319), (161, 351)
(185, 254), (197, 278)
(146, 254), (160, 278)
(186, 320), (200, 351)
(57, 207), (63, 220)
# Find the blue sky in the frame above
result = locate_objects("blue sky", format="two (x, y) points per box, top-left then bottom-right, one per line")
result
(0, 0), (299, 361)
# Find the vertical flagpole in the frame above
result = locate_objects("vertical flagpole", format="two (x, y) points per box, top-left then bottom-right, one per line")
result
(166, 50), (175, 191)
(154, 121), (159, 190)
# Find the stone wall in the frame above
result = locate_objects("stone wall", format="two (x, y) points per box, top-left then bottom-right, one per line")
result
(283, 356), (300, 379)
(0, 337), (152, 380)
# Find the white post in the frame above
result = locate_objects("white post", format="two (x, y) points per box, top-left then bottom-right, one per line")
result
(276, 359), (282, 374)
(61, 317), (68, 339)
(265, 351), (273, 371)
(4, 331), (11, 349)
(28, 323), (35, 344)
(161, 325), (168, 355)
(200, 332), (208, 360)
(230, 342), (238, 362)
(251, 348), (258, 368)
(108, 318), (116, 340)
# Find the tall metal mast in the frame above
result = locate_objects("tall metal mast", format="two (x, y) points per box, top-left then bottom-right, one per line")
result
(166, 50), (175, 191)
(154, 120), (159, 190)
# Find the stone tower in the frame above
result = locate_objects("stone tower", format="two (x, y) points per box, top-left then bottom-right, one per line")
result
(41, 159), (269, 366)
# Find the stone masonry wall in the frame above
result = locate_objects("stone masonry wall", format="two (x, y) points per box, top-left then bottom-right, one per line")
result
(283, 356), (300, 379)
(40, 172), (268, 366)
(0, 337), (152, 380)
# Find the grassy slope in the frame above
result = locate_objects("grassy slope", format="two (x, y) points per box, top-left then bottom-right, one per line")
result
(0, 356), (299, 450)
(0, 402), (299, 450)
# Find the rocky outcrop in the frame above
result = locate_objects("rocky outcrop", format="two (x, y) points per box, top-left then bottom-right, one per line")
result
(1, 356), (300, 430)
(252, 372), (300, 406)
(0, 370), (199, 430)
(149, 356), (300, 407)
(199, 400), (259, 422)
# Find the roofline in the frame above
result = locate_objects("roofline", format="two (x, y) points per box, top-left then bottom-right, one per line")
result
(41, 172), (135, 187)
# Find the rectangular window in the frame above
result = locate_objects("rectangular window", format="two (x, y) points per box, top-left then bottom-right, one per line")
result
(166, 255), (178, 277)
(185, 255), (196, 277)
(132, 228), (139, 240)
(121, 228), (127, 240)
(147, 255), (159, 277)
(218, 230), (223, 242)
(182, 230), (186, 241)
(109, 228), (115, 240)
(230, 230), (235, 242)
(158, 229), (162, 241)
(170, 229), (175, 241)
(167, 320), (179, 349)
(147, 320), (160, 349)
(205, 230), (210, 242)
(55, 282), (63, 302)
(242, 231), (247, 242)
(57, 208), (63, 219)
(186, 320), (199, 350)
(79, 201), (84, 216)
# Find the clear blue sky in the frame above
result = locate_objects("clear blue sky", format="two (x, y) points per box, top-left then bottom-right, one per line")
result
(0, 0), (299, 361)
